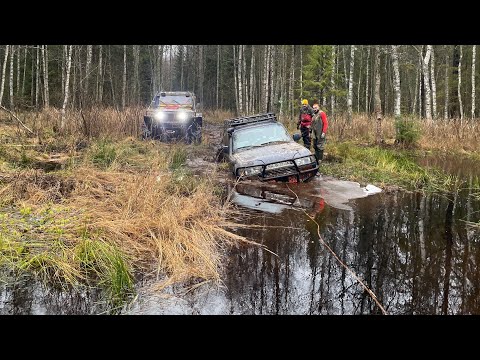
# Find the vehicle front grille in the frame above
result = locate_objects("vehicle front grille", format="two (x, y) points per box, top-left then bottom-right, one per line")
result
(263, 165), (298, 179)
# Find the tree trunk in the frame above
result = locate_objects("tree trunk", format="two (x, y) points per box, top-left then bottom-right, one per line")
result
(422, 45), (432, 120)
(365, 46), (370, 114)
(249, 45), (255, 114)
(374, 46), (383, 144)
(430, 45), (437, 119)
(391, 45), (401, 118)
(61, 45), (73, 129)
(216, 45), (220, 109)
(35, 46), (40, 109)
(62, 45), (66, 98)
(357, 46), (363, 113)
(240, 45), (245, 114)
(85, 44), (92, 103)
(418, 51), (423, 117)
(16, 46), (20, 100)
(0, 47), (10, 108)
(269, 46), (275, 112)
(233, 45), (239, 115)
(300, 45), (303, 100)
(21, 47), (27, 98)
(444, 46), (449, 119)
(472, 45), (476, 119)
(133, 45), (140, 104)
(263, 45), (270, 112)
(9, 45), (14, 108)
(347, 45), (355, 122)
(98, 45), (103, 104)
(180, 45), (184, 91)
(331, 45), (336, 117)
(122, 45), (126, 109)
(289, 45), (295, 119)
(42, 45), (49, 108)
(458, 45), (463, 120)
(413, 65), (419, 115)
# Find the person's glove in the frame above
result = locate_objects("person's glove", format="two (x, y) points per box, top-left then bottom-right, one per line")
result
(321, 132), (325, 138)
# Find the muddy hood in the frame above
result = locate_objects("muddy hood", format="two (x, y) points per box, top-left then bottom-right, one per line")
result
(232, 142), (312, 168)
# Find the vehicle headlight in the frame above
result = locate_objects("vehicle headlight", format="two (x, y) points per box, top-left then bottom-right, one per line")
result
(238, 166), (263, 177)
(176, 111), (189, 121)
(154, 111), (166, 121)
(295, 156), (316, 166)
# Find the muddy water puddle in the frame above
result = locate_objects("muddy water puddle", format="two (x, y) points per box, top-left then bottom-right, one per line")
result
(128, 173), (480, 314)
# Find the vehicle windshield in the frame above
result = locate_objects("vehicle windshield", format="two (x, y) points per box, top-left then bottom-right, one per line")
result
(152, 94), (193, 108)
(232, 122), (292, 152)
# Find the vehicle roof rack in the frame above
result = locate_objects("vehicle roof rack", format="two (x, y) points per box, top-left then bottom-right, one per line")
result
(224, 112), (277, 128)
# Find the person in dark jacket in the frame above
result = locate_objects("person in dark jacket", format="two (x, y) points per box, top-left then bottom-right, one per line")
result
(297, 99), (315, 149)
(311, 101), (328, 164)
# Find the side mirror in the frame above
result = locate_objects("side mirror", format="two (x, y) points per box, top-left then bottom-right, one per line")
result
(222, 145), (229, 154)
(293, 133), (301, 141)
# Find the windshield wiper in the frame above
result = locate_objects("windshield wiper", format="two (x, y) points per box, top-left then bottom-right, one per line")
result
(235, 145), (264, 151)
(260, 140), (289, 146)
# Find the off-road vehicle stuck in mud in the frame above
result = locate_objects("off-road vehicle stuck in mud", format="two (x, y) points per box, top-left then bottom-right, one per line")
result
(142, 91), (202, 144)
(217, 113), (319, 183)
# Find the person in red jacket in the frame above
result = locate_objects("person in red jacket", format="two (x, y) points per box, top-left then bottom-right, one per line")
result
(297, 99), (315, 149)
(311, 101), (328, 164)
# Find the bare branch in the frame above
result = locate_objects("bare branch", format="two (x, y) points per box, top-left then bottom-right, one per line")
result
(0, 104), (35, 135)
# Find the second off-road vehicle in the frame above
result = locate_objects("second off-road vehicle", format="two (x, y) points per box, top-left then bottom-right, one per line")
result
(142, 91), (202, 144)
(217, 113), (319, 183)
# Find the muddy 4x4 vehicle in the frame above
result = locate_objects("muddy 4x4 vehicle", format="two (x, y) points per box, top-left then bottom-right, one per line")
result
(142, 91), (202, 144)
(217, 113), (319, 182)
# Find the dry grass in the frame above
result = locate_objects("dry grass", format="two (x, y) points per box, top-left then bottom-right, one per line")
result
(0, 130), (250, 304)
(203, 109), (235, 124)
(329, 114), (480, 153)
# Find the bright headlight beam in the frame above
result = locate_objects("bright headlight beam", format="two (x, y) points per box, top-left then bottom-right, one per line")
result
(154, 111), (166, 121)
(177, 111), (188, 121)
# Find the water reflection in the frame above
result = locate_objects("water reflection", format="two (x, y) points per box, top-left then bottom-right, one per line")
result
(129, 186), (480, 315)
(0, 273), (106, 315)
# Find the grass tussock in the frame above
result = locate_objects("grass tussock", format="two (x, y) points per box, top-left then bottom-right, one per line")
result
(322, 141), (468, 192)
(0, 131), (247, 306)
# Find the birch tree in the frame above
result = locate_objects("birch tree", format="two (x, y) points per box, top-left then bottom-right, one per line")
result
(233, 45), (239, 115)
(0, 45), (10, 107)
(289, 45), (295, 119)
(9, 45), (14, 108)
(429, 45), (437, 119)
(85, 44), (92, 99)
(35, 46), (40, 109)
(42, 45), (49, 108)
(374, 46), (383, 144)
(472, 45), (476, 119)
(458, 45), (463, 120)
(444, 46), (449, 119)
(216, 45), (220, 109)
(422, 45), (432, 120)
(330, 45), (336, 117)
(347, 45), (355, 122)
(122, 45), (126, 109)
(97, 45), (103, 104)
(391, 45), (401, 118)
(365, 46), (370, 113)
(61, 45), (73, 130)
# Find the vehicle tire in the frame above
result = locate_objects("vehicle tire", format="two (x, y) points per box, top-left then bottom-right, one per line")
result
(141, 123), (151, 140)
(186, 123), (202, 145)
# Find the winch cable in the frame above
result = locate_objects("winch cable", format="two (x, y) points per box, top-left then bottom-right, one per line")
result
(286, 184), (388, 315)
